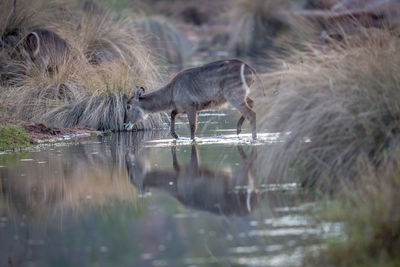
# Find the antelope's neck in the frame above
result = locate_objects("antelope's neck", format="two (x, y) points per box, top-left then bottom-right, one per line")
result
(139, 85), (173, 112)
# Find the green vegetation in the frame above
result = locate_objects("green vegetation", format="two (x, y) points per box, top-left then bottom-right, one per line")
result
(0, 124), (31, 151)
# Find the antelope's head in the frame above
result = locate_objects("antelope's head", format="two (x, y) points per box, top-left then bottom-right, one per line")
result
(124, 86), (147, 131)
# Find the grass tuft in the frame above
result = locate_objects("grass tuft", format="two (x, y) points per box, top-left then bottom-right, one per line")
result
(228, 0), (298, 56)
(306, 157), (400, 266)
(0, 0), (166, 131)
(259, 27), (400, 189)
(134, 16), (193, 66)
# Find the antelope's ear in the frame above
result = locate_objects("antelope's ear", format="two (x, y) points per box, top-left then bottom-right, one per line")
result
(24, 32), (40, 57)
(133, 86), (144, 100)
(135, 85), (145, 95)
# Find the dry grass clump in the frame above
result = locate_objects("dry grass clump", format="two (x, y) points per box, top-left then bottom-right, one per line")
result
(306, 156), (400, 266)
(229, 0), (300, 56)
(134, 16), (193, 66)
(259, 28), (400, 189)
(0, 0), (167, 131)
(0, 0), (68, 49)
(40, 62), (166, 131)
(65, 3), (154, 66)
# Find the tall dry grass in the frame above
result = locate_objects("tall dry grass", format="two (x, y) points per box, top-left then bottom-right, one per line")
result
(0, 0), (167, 131)
(306, 154), (400, 266)
(229, 0), (300, 56)
(0, 0), (68, 49)
(258, 27), (400, 189)
(134, 16), (193, 66)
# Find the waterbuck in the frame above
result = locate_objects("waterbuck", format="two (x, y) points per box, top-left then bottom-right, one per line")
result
(124, 59), (257, 140)
(21, 28), (70, 74)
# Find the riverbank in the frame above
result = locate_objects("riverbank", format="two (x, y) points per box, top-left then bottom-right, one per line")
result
(0, 113), (98, 151)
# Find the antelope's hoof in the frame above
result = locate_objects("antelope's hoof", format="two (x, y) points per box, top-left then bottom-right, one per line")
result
(171, 132), (180, 139)
(124, 122), (134, 131)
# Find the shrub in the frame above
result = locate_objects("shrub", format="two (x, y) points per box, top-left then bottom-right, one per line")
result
(258, 27), (400, 189)
(134, 16), (193, 66)
(228, 0), (298, 56)
(0, 0), (69, 49)
(0, 124), (30, 151)
(306, 156), (400, 266)
(0, 0), (166, 131)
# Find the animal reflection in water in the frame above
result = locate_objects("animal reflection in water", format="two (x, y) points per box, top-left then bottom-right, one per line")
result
(126, 145), (259, 216)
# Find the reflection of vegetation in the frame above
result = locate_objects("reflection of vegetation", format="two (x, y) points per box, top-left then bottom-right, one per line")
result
(1, 144), (138, 221)
(0, 124), (30, 151)
(0, 150), (29, 165)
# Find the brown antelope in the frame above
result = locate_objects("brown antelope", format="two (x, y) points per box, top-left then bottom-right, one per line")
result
(21, 28), (70, 74)
(124, 59), (257, 140)
(125, 145), (259, 215)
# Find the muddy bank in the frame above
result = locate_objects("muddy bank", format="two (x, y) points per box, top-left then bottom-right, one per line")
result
(21, 123), (98, 142)
(0, 118), (98, 152)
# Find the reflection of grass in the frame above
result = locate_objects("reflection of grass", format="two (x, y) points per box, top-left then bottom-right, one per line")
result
(3, 160), (139, 221)
(0, 150), (29, 165)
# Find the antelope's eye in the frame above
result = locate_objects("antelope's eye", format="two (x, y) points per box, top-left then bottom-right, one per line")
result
(127, 105), (131, 110)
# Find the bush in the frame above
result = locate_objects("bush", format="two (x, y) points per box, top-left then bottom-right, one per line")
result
(0, 124), (30, 151)
(228, 0), (298, 56)
(134, 16), (193, 66)
(0, 0), (166, 131)
(306, 156), (400, 266)
(258, 27), (400, 189)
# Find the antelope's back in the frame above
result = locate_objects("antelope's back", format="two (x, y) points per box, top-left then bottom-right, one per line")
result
(171, 59), (254, 103)
(23, 29), (69, 69)
(37, 29), (69, 62)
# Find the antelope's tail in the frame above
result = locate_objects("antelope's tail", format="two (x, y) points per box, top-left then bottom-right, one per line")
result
(240, 63), (253, 93)
(240, 63), (264, 96)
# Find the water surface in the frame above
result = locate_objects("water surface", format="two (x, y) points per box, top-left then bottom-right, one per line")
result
(0, 110), (337, 266)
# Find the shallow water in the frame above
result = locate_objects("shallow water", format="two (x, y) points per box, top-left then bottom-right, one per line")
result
(0, 110), (339, 267)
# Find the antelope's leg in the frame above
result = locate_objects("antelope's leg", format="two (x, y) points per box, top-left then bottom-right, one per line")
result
(171, 146), (180, 171)
(236, 97), (255, 135)
(170, 110), (179, 139)
(186, 108), (198, 140)
(189, 145), (199, 169)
